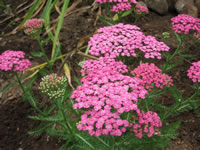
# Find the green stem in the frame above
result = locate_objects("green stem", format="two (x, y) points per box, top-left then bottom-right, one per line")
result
(15, 72), (26, 94)
(163, 89), (200, 120)
(95, 137), (111, 149)
(15, 72), (46, 116)
(133, 15), (140, 24)
(36, 36), (53, 72)
(52, 98), (73, 134)
(75, 134), (95, 150)
(168, 41), (183, 62)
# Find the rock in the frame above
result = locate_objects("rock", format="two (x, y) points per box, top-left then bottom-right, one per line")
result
(141, 0), (200, 17)
(136, 1), (148, 8)
(175, 0), (198, 17)
(144, 0), (169, 15)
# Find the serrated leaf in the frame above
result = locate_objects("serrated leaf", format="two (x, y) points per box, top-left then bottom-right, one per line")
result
(169, 86), (183, 102)
(163, 53), (171, 60)
(99, 16), (115, 26)
(28, 123), (52, 136)
(74, 75), (82, 85)
(166, 56), (184, 71)
(174, 32), (182, 44)
(179, 53), (195, 58)
(45, 128), (66, 139)
(24, 74), (38, 88)
(28, 114), (62, 122)
(0, 80), (16, 93)
(30, 51), (43, 57)
(39, 68), (49, 76)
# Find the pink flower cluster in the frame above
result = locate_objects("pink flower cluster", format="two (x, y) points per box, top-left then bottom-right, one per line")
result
(187, 61), (200, 83)
(96, 0), (138, 12)
(135, 5), (149, 15)
(131, 63), (173, 90)
(71, 59), (149, 136)
(0, 50), (31, 72)
(130, 110), (162, 138)
(171, 14), (200, 35)
(81, 57), (128, 76)
(88, 23), (169, 59)
(77, 110), (130, 136)
(23, 18), (44, 36)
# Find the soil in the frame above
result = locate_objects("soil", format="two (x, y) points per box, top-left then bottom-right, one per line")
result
(0, 0), (200, 150)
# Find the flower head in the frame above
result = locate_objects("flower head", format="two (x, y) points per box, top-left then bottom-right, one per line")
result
(131, 63), (173, 90)
(39, 73), (67, 99)
(88, 23), (169, 59)
(131, 110), (162, 138)
(135, 5), (149, 15)
(171, 14), (200, 35)
(23, 18), (44, 36)
(187, 61), (200, 83)
(0, 50), (31, 72)
(81, 57), (128, 76)
(77, 109), (129, 136)
(96, 0), (138, 12)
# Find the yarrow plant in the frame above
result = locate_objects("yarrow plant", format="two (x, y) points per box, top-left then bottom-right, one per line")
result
(72, 59), (150, 136)
(88, 23), (169, 59)
(39, 73), (68, 99)
(131, 63), (173, 90)
(96, 0), (138, 12)
(23, 18), (44, 37)
(161, 15), (200, 73)
(134, 5), (149, 15)
(133, 5), (149, 23)
(0, 50), (31, 72)
(187, 61), (200, 83)
(130, 110), (162, 138)
(23, 18), (53, 72)
(171, 14), (200, 35)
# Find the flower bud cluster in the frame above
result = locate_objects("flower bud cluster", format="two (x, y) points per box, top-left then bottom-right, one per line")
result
(39, 73), (67, 99)
(88, 23), (169, 59)
(135, 5), (149, 15)
(131, 63), (173, 90)
(0, 50), (31, 72)
(96, 0), (138, 12)
(23, 18), (44, 36)
(130, 110), (162, 138)
(187, 61), (200, 83)
(171, 14), (200, 35)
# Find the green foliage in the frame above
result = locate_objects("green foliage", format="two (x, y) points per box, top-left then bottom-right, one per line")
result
(28, 122), (53, 136)
(28, 114), (62, 122)
(30, 51), (43, 57)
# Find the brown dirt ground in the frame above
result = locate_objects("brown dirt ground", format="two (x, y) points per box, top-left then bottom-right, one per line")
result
(0, 0), (200, 150)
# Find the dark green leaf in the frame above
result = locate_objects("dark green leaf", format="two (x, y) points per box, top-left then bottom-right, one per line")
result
(28, 114), (62, 122)
(39, 68), (49, 76)
(169, 86), (183, 102)
(99, 16), (115, 26)
(28, 123), (52, 136)
(121, 9), (132, 17)
(178, 53), (195, 58)
(30, 51), (43, 57)
(24, 74), (38, 88)
(0, 80), (16, 93)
